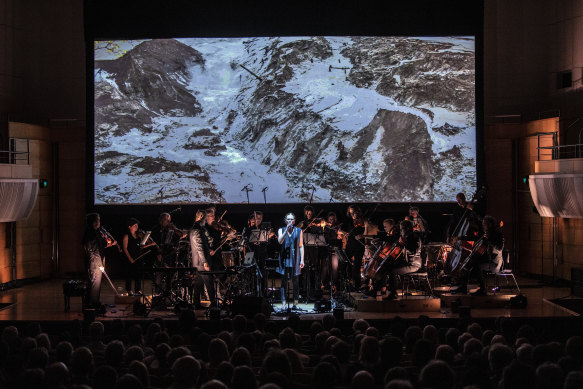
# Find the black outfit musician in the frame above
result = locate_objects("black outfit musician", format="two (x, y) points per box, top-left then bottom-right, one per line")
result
(241, 211), (274, 297)
(122, 218), (143, 295)
(369, 220), (422, 300)
(277, 213), (305, 308)
(82, 213), (117, 309)
(153, 213), (186, 266)
(457, 215), (504, 295)
(205, 208), (223, 272)
(344, 205), (366, 291)
(407, 206), (429, 269)
(190, 212), (216, 309)
(322, 212), (343, 290)
(447, 193), (482, 242)
(300, 205), (325, 298)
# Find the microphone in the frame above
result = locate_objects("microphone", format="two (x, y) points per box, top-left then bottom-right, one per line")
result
(261, 186), (268, 193)
(241, 184), (253, 192)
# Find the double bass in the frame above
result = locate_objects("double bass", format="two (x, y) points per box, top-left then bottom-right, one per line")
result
(446, 186), (487, 273)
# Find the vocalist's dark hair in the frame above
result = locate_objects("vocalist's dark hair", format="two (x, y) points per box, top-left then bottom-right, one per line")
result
(85, 212), (100, 226)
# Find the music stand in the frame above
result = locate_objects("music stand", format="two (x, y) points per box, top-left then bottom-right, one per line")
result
(249, 229), (269, 243)
(304, 233), (327, 246)
(243, 252), (255, 266)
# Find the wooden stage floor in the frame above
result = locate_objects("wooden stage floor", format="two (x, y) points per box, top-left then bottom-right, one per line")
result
(0, 275), (579, 323)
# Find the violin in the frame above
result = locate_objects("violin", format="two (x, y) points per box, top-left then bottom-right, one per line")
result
(99, 226), (122, 252)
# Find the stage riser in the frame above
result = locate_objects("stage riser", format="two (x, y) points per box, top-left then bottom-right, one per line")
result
(349, 293), (440, 312)
(439, 294), (517, 309)
(350, 292), (518, 312)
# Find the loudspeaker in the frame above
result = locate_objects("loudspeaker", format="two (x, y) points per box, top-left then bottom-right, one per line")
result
(314, 300), (331, 313)
(572, 268), (583, 297)
(231, 296), (272, 318)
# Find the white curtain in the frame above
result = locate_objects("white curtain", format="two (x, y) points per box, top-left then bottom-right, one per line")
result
(529, 174), (583, 218)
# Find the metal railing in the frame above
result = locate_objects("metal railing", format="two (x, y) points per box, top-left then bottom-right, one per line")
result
(0, 138), (30, 165)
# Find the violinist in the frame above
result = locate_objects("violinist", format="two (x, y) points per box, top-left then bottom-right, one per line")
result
(407, 206), (429, 270)
(205, 207), (222, 271)
(300, 205), (325, 299)
(122, 218), (156, 296)
(456, 215), (504, 295)
(241, 211), (273, 297)
(343, 205), (366, 291)
(82, 213), (117, 309)
(322, 212), (342, 291)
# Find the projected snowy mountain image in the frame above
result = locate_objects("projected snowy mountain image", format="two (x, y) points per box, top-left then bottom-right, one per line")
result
(94, 36), (475, 204)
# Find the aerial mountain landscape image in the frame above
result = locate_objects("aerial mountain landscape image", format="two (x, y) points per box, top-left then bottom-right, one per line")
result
(94, 36), (476, 204)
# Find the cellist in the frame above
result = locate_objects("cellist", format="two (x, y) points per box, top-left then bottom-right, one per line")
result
(366, 219), (422, 300)
(455, 215), (504, 295)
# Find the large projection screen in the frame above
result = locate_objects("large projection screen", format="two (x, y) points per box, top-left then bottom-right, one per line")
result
(94, 36), (475, 204)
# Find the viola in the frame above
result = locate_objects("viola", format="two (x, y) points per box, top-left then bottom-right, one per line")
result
(99, 226), (122, 252)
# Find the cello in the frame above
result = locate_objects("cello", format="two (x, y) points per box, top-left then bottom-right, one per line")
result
(363, 237), (404, 279)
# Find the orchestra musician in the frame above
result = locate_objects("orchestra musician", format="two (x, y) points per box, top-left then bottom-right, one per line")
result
(300, 205), (325, 299)
(82, 213), (117, 309)
(342, 205), (366, 291)
(447, 192), (482, 243)
(455, 215), (504, 295)
(368, 219), (422, 300)
(190, 210), (216, 309)
(277, 213), (305, 309)
(205, 207), (223, 271)
(378, 218), (400, 244)
(153, 212), (187, 266)
(406, 206), (429, 270)
(122, 218), (145, 296)
(322, 212), (343, 291)
(241, 211), (274, 297)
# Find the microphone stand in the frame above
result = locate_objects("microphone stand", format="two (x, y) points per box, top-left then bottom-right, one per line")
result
(309, 185), (316, 204)
(241, 184), (252, 204)
(261, 187), (268, 205)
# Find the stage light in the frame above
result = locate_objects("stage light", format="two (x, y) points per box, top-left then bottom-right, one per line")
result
(39, 178), (48, 188)
(521, 176), (528, 185)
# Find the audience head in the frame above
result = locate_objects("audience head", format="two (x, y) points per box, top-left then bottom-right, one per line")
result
(172, 355), (201, 388)
(70, 346), (93, 377)
(351, 370), (374, 389)
(209, 338), (230, 368)
(312, 361), (338, 389)
(233, 365), (258, 389)
(419, 360), (455, 389)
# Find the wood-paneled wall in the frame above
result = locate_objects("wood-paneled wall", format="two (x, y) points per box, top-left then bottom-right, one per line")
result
(485, 117), (583, 279)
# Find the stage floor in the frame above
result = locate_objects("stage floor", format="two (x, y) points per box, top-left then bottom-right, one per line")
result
(0, 276), (578, 322)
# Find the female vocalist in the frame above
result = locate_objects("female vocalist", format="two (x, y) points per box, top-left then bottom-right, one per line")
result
(277, 213), (305, 309)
